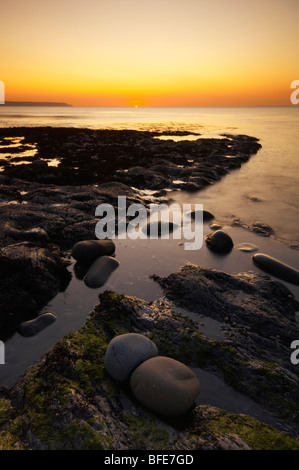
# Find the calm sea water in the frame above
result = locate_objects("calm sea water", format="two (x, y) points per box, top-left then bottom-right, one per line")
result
(1, 106), (299, 412)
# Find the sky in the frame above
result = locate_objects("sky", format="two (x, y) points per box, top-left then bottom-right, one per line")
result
(0, 0), (298, 106)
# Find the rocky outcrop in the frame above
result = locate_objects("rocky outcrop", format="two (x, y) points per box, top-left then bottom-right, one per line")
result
(0, 242), (71, 340)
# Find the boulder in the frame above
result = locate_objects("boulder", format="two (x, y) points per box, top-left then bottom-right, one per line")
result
(72, 239), (115, 265)
(252, 253), (299, 285)
(186, 209), (215, 222)
(104, 333), (158, 381)
(130, 356), (200, 416)
(205, 230), (234, 254)
(84, 255), (119, 288)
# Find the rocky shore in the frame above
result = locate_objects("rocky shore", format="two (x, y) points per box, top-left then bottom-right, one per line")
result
(1, 126), (298, 450)
(0, 127), (261, 339)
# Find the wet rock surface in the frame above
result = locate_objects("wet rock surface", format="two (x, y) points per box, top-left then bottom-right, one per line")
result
(0, 242), (70, 340)
(0, 127), (261, 188)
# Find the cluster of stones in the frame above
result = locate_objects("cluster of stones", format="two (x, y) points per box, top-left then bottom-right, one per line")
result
(104, 333), (200, 417)
(71, 239), (119, 288)
(200, 210), (299, 286)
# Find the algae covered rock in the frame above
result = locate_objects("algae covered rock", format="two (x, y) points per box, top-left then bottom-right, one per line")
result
(130, 356), (200, 416)
(104, 333), (158, 381)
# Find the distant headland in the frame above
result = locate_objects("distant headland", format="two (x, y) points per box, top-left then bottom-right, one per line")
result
(2, 101), (72, 107)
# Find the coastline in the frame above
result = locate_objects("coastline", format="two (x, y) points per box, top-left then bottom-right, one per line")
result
(0, 126), (299, 450)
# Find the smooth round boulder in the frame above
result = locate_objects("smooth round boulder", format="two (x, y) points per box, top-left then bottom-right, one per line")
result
(130, 356), (200, 417)
(209, 223), (222, 231)
(19, 312), (56, 337)
(104, 333), (158, 381)
(84, 255), (119, 288)
(205, 230), (234, 254)
(252, 253), (299, 285)
(143, 221), (178, 238)
(72, 239), (115, 265)
(186, 209), (214, 222)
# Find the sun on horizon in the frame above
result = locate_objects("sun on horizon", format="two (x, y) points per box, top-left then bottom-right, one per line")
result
(1, 0), (298, 107)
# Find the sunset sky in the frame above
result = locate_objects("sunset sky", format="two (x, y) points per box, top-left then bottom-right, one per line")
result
(1, 0), (298, 106)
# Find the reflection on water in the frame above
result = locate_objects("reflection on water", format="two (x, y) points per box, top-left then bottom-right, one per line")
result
(0, 136), (37, 171)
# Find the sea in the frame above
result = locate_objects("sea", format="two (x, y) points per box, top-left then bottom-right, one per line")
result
(0, 106), (299, 426)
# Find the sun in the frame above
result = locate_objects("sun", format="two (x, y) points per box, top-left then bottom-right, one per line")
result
(128, 99), (146, 108)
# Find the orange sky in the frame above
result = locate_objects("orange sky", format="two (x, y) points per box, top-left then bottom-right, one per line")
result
(1, 0), (298, 106)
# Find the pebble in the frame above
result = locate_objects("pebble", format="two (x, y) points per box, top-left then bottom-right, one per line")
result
(130, 356), (200, 416)
(104, 333), (158, 381)
(84, 255), (119, 288)
(19, 312), (56, 337)
(143, 221), (178, 237)
(209, 223), (222, 231)
(72, 239), (115, 265)
(205, 230), (234, 254)
(252, 253), (299, 285)
(236, 242), (258, 253)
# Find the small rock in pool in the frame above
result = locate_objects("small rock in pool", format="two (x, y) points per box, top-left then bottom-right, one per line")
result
(252, 253), (299, 285)
(186, 209), (215, 222)
(237, 242), (258, 253)
(72, 239), (115, 265)
(130, 356), (200, 417)
(84, 255), (119, 288)
(104, 333), (158, 381)
(251, 222), (273, 237)
(209, 223), (222, 231)
(205, 230), (234, 254)
(142, 221), (178, 237)
(19, 312), (56, 337)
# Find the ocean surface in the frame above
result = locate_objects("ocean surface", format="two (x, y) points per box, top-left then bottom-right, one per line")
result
(1, 106), (299, 425)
